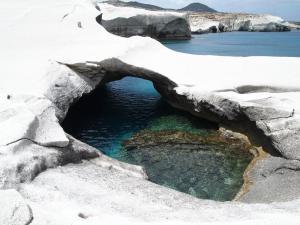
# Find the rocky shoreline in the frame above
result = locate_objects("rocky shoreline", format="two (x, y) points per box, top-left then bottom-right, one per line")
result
(98, 2), (300, 39)
(1, 0), (300, 224)
(188, 13), (294, 34)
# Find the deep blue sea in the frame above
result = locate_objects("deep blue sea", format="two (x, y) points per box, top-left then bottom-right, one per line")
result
(164, 31), (300, 57)
(63, 32), (300, 201)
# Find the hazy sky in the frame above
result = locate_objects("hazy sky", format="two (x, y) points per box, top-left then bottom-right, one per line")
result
(123, 0), (300, 21)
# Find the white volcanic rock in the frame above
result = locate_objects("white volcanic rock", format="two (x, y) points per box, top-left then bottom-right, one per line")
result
(97, 3), (296, 34)
(188, 13), (289, 33)
(19, 160), (300, 225)
(98, 3), (184, 20)
(0, 95), (68, 147)
(0, 0), (300, 224)
(0, 189), (33, 225)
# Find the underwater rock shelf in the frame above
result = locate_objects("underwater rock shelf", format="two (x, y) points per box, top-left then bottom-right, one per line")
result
(122, 120), (254, 201)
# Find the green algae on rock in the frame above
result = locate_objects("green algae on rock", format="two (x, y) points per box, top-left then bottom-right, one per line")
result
(121, 115), (254, 201)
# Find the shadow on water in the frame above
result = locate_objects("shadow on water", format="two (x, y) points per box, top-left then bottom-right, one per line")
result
(63, 77), (252, 201)
(63, 77), (216, 154)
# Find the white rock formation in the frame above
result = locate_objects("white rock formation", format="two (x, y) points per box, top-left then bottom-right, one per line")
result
(188, 13), (294, 33)
(0, 189), (33, 225)
(97, 2), (299, 34)
(98, 3), (185, 20)
(0, 0), (300, 224)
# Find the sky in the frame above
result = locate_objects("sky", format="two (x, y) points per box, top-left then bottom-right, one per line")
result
(123, 0), (300, 21)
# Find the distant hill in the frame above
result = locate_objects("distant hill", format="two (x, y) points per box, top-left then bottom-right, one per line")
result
(178, 3), (217, 13)
(103, 0), (217, 13)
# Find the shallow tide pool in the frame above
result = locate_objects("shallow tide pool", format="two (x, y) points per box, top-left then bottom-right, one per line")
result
(63, 77), (252, 201)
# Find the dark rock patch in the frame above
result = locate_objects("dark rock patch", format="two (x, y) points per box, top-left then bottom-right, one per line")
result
(101, 15), (191, 40)
(121, 121), (254, 201)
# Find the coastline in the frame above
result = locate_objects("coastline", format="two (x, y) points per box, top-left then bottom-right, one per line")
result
(98, 2), (300, 39)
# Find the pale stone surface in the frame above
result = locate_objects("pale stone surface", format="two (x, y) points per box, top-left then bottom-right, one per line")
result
(98, 3), (184, 20)
(19, 160), (300, 225)
(0, 135), (99, 189)
(240, 155), (300, 203)
(0, 189), (33, 225)
(98, 2), (298, 34)
(188, 13), (294, 33)
(0, 95), (69, 147)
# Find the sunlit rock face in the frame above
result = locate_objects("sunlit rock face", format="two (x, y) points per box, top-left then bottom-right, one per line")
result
(0, 190), (33, 225)
(188, 13), (294, 34)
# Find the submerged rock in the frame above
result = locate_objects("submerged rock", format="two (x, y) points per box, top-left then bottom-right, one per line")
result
(122, 117), (254, 201)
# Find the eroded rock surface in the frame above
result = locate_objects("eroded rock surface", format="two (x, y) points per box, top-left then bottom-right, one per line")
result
(18, 158), (300, 225)
(239, 155), (300, 203)
(188, 13), (295, 33)
(101, 15), (191, 40)
(0, 189), (33, 225)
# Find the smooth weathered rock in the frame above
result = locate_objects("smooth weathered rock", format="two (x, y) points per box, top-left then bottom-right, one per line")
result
(239, 155), (300, 203)
(0, 189), (33, 225)
(0, 135), (99, 189)
(101, 14), (191, 40)
(0, 95), (68, 147)
(19, 159), (300, 225)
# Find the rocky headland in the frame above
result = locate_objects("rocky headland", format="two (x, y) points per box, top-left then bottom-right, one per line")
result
(188, 13), (295, 34)
(1, 0), (300, 224)
(97, 1), (300, 38)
